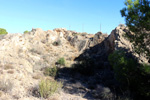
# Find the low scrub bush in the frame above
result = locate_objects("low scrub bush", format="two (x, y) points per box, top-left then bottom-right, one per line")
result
(93, 85), (113, 99)
(24, 30), (29, 34)
(4, 64), (14, 70)
(52, 40), (61, 46)
(108, 50), (150, 99)
(72, 57), (95, 76)
(44, 66), (58, 77)
(108, 51), (137, 88)
(57, 58), (65, 66)
(0, 79), (13, 92)
(39, 78), (62, 98)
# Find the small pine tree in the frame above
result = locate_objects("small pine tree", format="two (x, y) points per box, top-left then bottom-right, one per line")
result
(121, 0), (150, 57)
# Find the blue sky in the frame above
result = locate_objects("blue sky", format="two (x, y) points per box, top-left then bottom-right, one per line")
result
(0, 0), (126, 34)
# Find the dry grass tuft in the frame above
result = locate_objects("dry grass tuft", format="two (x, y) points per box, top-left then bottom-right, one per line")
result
(0, 91), (3, 97)
(7, 70), (14, 74)
(32, 75), (41, 80)
(4, 64), (13, 70)
(39, 78), (62, 98)
(0, 64), (3, 68)
(0, 79), (13, 92)
(48, 97), (59, 100)
(0, 70), (3, 74)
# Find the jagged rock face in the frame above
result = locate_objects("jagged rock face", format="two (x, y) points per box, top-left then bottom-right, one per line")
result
(53, 28), (89, 52)
(108, 25), (133, 52)
(66, 35), (89, 53)
(108, 25), (149, 64)
(53, 28), (108, 53)
(93, 32), (107, 46)
(76, 24), (149, 67)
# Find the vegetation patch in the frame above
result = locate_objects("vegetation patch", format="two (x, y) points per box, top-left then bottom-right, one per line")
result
(57, 58), (66, 66)
(4, 64), (14, 70)
(32, 75), (41, 80)
(0, 91), (2, 97)
(0, 79), (13, 92)
(7, 70), (14, 74)
(38, 78), (62, 98)
(72, 57), (95, 76)
(108, 50), (150, 99)
(0, 28), (8, 35)
(52, 40), (61, 46)
(44, 66), (58, 77)
(24, 30), (29, 34)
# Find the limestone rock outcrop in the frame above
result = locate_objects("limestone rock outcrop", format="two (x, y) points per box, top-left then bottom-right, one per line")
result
(77, 24), (149, 66)
(0, 28), (80, 100)
(108, 24), (149, 63)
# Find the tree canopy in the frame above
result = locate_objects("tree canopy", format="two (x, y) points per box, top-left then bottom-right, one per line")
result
(121, 0), (150, 31)
(0, 28), (8, 35)
(121, 0), (150, 58)
(24, 30), (29, 34)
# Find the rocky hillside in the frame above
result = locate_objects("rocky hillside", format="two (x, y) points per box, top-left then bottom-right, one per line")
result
(0, 27), (107, 100)
(0, 25), (149, 100)
(76, 24), (149, 66)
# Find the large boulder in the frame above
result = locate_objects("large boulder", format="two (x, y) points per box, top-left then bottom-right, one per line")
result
(93, 32), (107, 45)
(108, 24), (149, 64)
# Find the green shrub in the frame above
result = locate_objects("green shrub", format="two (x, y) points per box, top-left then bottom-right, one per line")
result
(108, 50), (150, 99)
(108, 51), (137, 87)
(24, 30), (29, 34)
(141, 64), (150, 74)
(52, 40), (61, 46)
(138, 64), (150, 98)
(57, 58), (65, 66)
(0, 28), (8, 35)
(44, 66), (58, 77)
(39, 78), (62, 98)
(72, 57), (95, 76)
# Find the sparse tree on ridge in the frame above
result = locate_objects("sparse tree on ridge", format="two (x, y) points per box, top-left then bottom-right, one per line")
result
(121, 0), (150, 59)
(24, 30), (29, 34)
(0, 28), (8, 35)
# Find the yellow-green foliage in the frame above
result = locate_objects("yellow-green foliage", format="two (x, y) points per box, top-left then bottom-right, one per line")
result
(44, 66), (58, 77)
(39, 78), (62, 98)
(57, 58), (65, 66)
(24, 30), (29, 34)
(0, 28), (8, 35)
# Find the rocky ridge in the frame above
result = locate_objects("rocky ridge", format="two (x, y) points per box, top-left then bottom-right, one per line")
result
(0, 25), (149, 100)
